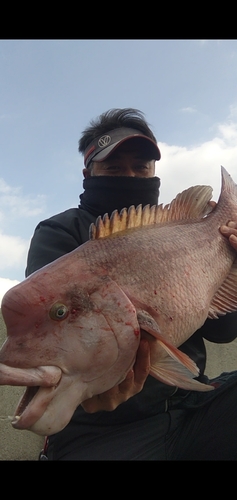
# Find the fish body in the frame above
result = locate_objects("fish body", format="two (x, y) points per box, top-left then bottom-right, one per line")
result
(1, 166), (237, 436)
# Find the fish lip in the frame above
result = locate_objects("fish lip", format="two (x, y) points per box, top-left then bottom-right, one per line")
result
(0, 363), (62, 387)
(11, 385), (58, 430)
(10, 366), (62, 430)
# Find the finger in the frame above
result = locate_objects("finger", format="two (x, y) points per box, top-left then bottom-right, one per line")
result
(229, 233), (237, 249)
(227, 221), (237, 228)
(81, 397), (99, 413)
(81, 340), (151, 413)
(81, 385), (121, 413)
(208, 200), (216, 209)
(117, 369), (135, 395)
(81, 373), (135, 412)
(219, 222), (237, 251)
(219, 222), (237, 236)
(133, 339), (150, 389)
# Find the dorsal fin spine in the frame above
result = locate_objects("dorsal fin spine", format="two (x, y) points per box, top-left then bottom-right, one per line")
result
(89, 184), (213, 240)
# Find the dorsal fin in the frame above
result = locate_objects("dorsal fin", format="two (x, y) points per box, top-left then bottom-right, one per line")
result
(158, 185), (213, 222)
(89, 184), (213, 240)
(208, 259), (237, 319)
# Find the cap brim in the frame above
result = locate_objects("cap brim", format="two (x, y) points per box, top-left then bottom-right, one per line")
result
(93, 135), (161, 162)
(84, 127), (161, 168)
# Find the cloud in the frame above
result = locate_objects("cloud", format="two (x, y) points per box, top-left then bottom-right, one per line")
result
(0, 178), (46, 286)
(180, 106), (197, 114)
(157, 120), (237, 205)
(0, 178), (46, 219)
(0, 232), (29, 271)
(0, 278), (19, 307)
(197, 40), (221, 47)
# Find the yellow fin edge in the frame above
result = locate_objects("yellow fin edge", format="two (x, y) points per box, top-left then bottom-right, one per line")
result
(89, 184), (213, 240)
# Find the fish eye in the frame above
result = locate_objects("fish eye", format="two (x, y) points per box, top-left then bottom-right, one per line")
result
(49, 303), (69, 321)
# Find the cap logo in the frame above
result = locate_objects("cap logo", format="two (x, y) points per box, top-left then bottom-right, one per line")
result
(98, 135), (111, 148)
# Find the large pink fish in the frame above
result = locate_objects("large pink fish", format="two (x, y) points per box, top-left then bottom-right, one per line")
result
(1, 166), (237, 436)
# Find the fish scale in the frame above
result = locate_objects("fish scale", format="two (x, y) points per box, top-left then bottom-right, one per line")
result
(84, 216), (233, 343)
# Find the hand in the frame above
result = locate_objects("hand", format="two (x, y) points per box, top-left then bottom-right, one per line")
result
(220, 221), (237, 251)
(81, 338), (150, 413)
(207, 202), (237, 250)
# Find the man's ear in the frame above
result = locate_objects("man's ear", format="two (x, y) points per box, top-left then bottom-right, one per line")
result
(83, 168), (91, 178)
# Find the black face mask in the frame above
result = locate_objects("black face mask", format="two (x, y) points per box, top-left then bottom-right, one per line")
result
(79, 176), (161, 218)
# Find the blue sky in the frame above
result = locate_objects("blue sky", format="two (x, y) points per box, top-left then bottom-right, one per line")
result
(1, 39), (237, 302)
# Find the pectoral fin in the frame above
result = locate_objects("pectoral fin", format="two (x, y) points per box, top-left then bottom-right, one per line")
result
(137, 309), (199, 376)
(137, 309), (214, 392)
(150, 357), (214, 392)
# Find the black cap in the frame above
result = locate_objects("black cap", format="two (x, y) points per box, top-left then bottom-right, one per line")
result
(84, 127), (161, 168)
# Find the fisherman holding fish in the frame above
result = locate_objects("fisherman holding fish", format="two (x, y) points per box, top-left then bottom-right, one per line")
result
(2, 108), (237, 460)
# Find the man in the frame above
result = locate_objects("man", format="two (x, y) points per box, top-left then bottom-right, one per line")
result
(26, 108), (237, 460)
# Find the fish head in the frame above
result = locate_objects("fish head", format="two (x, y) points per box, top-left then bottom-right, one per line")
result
(0, 257), (140, 435)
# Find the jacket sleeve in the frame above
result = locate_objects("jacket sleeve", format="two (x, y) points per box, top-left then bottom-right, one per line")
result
(25, 211), (83, 277)
(198, 312), (237, 344)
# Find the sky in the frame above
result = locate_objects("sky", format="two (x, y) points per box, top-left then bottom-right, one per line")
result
(1, 38), (237, 304)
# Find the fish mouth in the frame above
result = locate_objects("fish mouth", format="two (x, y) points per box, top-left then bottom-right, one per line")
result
(0, 364), (62, 431)
(12, 386), (41, 426)
(11, 384), (60, 431)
